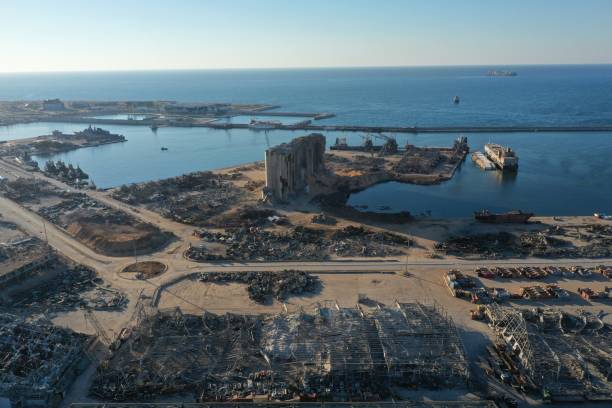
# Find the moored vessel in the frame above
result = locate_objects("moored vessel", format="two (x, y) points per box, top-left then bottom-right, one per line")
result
(486, 70), (517, 77)
(471, 151), (495, 170)
(484, 143), (518, 170)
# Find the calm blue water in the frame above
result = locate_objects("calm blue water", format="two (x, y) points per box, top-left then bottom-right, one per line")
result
(348, 132), (612, 217)
(0, 66), (611, 215)
(1, 65), (612, 126)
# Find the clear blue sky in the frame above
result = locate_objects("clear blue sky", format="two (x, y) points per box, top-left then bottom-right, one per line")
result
(1, 0), (611, 72)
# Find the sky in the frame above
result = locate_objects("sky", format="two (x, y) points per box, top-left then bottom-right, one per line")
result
(1, 0), (611, 72)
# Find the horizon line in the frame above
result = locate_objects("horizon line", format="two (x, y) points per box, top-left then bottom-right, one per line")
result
(1, 62), (612, 75)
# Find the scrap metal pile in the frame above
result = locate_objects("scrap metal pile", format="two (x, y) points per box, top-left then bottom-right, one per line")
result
(190, 225), (412, 261)
(0, 236), (49, 267)
(484, 304), (612, 401)
(436, 227), (612, 259)
(197, 270), (319, 303)
(476, 264), (610, 280)
(112, 171), (247, 226)
(7, 261), (127, 311)
(0, 312), (91, 400)
(90, 301), (467, 402)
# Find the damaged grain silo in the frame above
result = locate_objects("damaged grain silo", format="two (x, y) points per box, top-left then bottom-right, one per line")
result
(264, 133), (326, 201)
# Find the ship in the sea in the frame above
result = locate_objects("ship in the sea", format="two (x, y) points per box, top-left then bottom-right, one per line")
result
(484, 143), (518, 170)
(471, 151), (495, 170)
(452, 95), (460, 104)
(486, 70), (517, 77)
(474, 209), (534, 223)
(248, 119), (282, 130)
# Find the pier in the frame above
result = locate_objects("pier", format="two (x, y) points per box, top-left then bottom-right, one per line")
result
(42, 115), (612, 134)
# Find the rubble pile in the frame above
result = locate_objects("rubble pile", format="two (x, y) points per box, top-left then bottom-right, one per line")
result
(184, 245), (229, 261)
(0, 312), (91, 400)
(435, 232), (517, 259)
(484, 305), (612, 401)
(198, 270), (319, 303)
(436, 229), (612, 259)
(3, 261), (128, 311)
(191, 225), (412, 261)
(112, 171), (246, 226)
(0, 177), (58, 202)
(393, 147), (443, 174)
(37, 195), (108, 226)
(210, 205), (288, 228)
(329, 225), (412, 257)
(311, 212), (337, 225)
(0, 236), (48, 265)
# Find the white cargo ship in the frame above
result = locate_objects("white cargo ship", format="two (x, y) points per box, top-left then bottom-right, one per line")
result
(484, 143), (518, 170)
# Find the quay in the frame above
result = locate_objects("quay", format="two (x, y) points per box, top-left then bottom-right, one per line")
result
(232, 110), (335, 120)
(44, 116), (612, 133)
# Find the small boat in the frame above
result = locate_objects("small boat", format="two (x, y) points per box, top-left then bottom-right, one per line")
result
(160, 147), (168, 151)
(486, 70), (517, 77)
(453, 95), (460, 104)
(150, 125), (158, 131)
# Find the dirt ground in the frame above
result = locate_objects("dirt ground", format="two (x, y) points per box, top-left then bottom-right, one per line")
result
(0, 177), (175, 257)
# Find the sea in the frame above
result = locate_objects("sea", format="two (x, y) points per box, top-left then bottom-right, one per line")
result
(1, 65), (611, 217)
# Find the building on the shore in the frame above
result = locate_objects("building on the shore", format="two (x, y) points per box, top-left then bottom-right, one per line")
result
(264, 133), (326, 201)
(163, 102), (231, 115)
(42, 98), (66, 111)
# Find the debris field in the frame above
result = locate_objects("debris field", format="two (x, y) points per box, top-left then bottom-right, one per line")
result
(0, 177), (174, 256)
(0, 312), (93, 404)
(189, 225), (413, 261)
(435, 226), (612, 259)
(197, 270), (319, 303)
(111, 171), (251, 226)
(484, 304), (611, 402)
(90, 301), (468, 402)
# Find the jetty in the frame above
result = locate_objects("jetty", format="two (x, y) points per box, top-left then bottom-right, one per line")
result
(39, 115), (612, 134)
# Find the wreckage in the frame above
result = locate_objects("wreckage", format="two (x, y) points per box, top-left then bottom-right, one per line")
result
(0, 177), (174, 256)
(435, 227), (612, 259)
(197, 270), (319, 303)
(484, 304), (611, 402)
(0, 313), (93, 407)
(90, 301), (468, 401)
(190, 225), (413, 261)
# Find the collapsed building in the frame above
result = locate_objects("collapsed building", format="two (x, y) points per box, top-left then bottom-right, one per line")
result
(484, 304), (611, 402)
(0, 313), (93, 408)
(264, 134), (326, 201)
(90, 301), (468, 402)
(0, 237), (54, 292)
